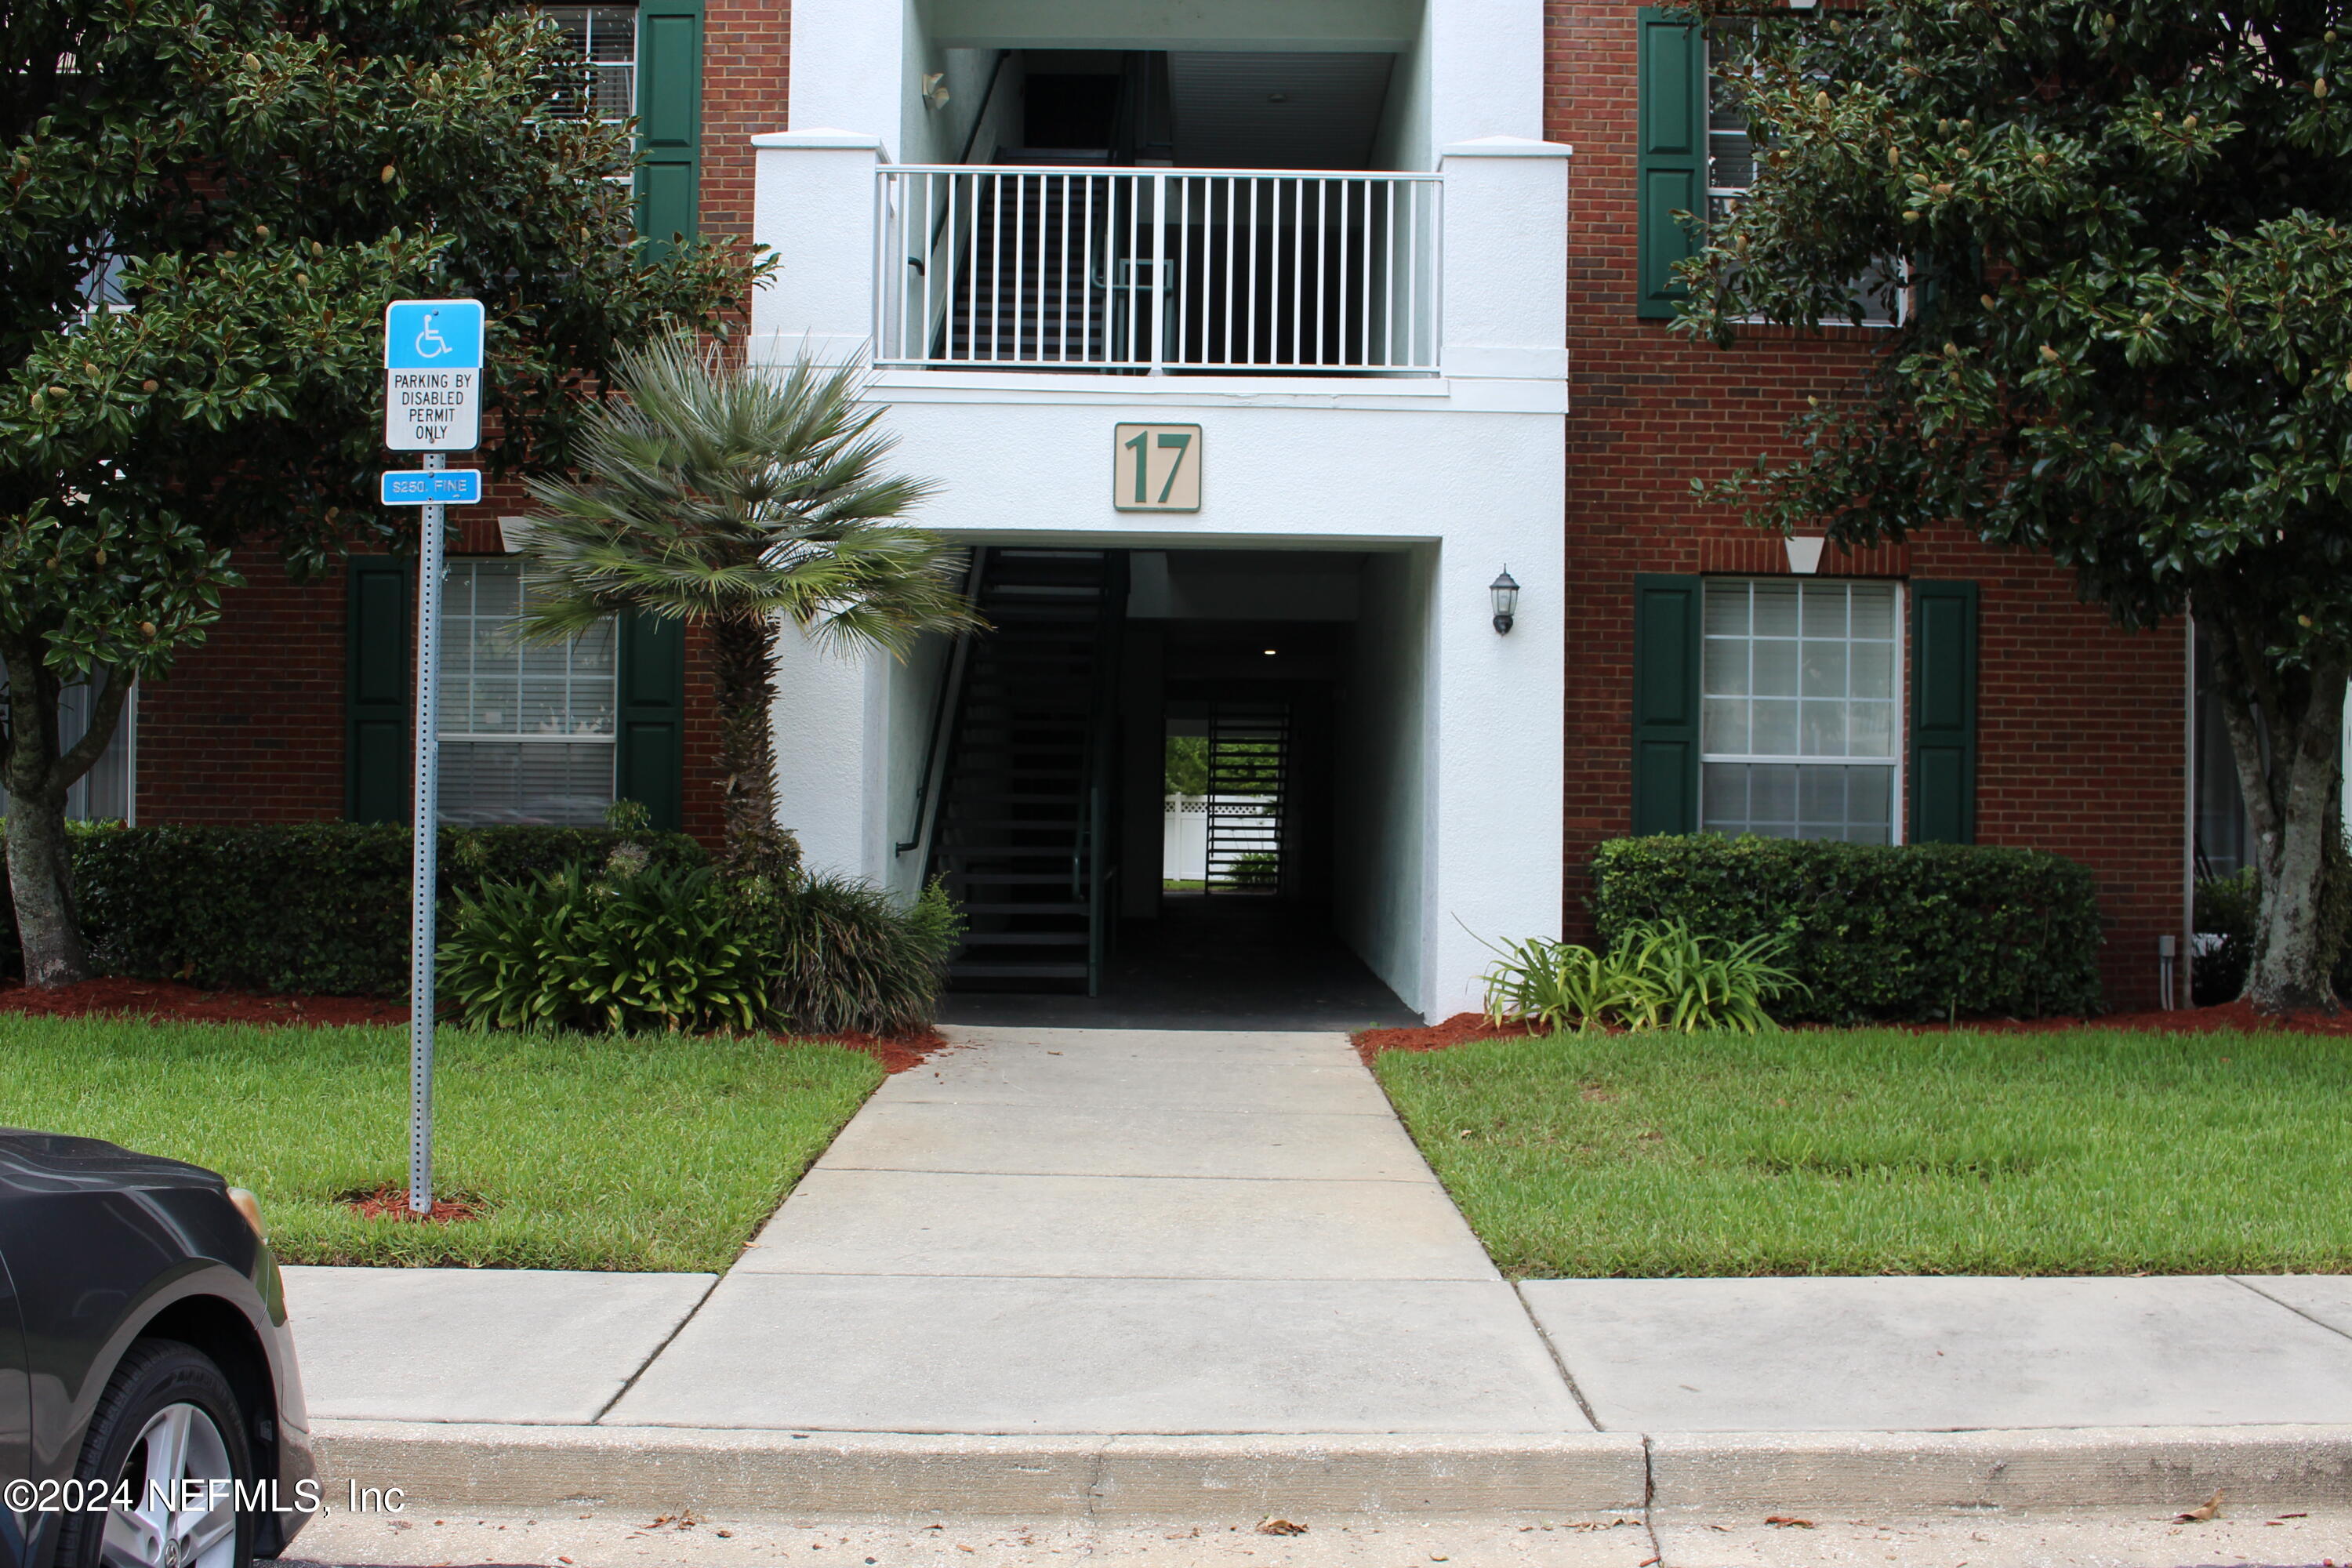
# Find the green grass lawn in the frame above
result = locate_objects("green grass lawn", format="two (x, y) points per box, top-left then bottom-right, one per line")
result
(0, 1014), (884, 1271)
(1373, 1025), (2352, 1277)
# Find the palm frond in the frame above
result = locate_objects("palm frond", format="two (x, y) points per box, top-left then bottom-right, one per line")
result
(516, 332), (982, 649)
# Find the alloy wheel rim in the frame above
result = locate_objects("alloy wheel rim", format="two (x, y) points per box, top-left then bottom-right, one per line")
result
(98, 1402), (240, 1568)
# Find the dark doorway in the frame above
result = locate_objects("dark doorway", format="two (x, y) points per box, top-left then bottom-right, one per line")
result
(931, 548), (1418, 1029)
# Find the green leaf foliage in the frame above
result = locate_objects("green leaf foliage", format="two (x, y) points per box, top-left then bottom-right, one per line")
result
(516, 336), (978, 652)
(441, 863), (961, 1037)
(764, 874), (964, 1036)
(0, 822), (705, 993)
(1479, 919), (1805, 1035)
(1669, 0), (2352, 1007)
(1591, 836), (2103, 1022)
(0, 0), (755, 782)
(440, 860), (771, 1034)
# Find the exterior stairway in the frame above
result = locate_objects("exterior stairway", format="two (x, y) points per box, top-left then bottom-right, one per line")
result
(938, 172), (1116, 365)
(928, 549), (1123, 991)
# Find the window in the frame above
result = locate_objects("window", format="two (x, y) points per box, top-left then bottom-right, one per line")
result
(0, 672), (134, 823)
(1704, 20), (1758, 235)
(543, 5), (638, 123)
(1706, 23), (1907, 328)
(1638, 9), (1907, 324)
(1700, 579), (1900, 843)
(435, 559), (618, 826)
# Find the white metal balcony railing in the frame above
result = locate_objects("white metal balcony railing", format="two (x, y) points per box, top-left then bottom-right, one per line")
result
(874, 166), (1443, 374)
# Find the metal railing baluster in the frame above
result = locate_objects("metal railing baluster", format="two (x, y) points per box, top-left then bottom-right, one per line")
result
(871, 165), (1442, 375)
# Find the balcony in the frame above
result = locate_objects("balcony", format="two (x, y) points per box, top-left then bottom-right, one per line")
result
(875, 165), (1443, 374)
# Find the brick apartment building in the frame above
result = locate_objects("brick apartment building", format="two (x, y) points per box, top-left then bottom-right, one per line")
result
(60, 0), (2215, 1020)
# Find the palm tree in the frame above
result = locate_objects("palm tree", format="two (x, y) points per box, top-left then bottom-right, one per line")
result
(517, 332), (978, 874)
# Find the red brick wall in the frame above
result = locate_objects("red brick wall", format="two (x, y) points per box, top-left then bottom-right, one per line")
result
(702, 1), (791, 242)
(135, 554), (350, 824)
(1546, 0), (2187, 1009)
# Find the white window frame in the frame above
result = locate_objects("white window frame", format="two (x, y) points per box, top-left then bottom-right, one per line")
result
(1699, 576), (1908, 844)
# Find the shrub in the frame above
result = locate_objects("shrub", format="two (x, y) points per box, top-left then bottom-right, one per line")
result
(0, 822), (706, 993)
(438, 861), (769, 1033)
(1480, 918), (1802, 1034)
(2192, 858), (2352, 1006)
(765, 874), (962, 1036)
(1590, 836), (2103, 1023)
(1225, 851), (1279, 890)
(2193, 868), (2258, 1007)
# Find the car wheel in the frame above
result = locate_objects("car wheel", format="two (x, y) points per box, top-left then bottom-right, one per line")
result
(53, 1339), (253, 1568)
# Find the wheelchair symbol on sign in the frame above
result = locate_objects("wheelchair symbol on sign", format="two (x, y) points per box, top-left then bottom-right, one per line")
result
(413, 313), (451, 359)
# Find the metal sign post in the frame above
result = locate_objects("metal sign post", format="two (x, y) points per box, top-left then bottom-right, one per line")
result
(408, 450), (446, 1216)
(383, 299), (485, 1218)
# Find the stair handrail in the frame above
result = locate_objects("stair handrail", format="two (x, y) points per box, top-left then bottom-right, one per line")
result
(895, 546), (989, 865)
(1080, 551), (1129, 995)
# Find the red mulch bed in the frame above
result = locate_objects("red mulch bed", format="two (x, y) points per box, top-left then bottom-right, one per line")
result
(1356, 1000), (2352, 1061)
(343, 1184), (488, 1224)
(0, 978), (409, 1027)
(0, 978), (955, 1071)
(1356, 1013), (1541, 1064)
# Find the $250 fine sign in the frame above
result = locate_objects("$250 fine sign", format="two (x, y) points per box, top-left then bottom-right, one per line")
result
(383, 299), (484, 452)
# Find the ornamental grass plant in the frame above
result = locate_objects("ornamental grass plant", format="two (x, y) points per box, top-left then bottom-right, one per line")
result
(1479, 918), (1804, 1034)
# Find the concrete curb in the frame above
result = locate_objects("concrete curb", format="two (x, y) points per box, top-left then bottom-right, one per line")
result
(311, 1422), (1646, 1517)
(1647, 1425), (2352, 1514)
(311, 1420), (2352, 1518)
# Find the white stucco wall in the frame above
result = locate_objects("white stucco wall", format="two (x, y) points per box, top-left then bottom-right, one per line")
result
(1337, 546), (1434, 1008)
(755, 0), (1568, 1020)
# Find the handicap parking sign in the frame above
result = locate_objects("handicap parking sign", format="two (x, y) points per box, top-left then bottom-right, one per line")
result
(383, 299), (485, 450)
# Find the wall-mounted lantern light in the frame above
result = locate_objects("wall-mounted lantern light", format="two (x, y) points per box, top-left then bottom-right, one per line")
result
(1490, 568), (1521, 635)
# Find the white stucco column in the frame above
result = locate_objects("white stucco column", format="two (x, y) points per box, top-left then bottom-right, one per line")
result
(749, 129), (887, 367)
(1424, 0), (1546, 149)
(1437, 137), (1572, 383)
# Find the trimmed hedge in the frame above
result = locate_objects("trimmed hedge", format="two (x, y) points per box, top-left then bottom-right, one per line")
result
(1, 822), (706, 995)
(1590, 836), (2104, 1023)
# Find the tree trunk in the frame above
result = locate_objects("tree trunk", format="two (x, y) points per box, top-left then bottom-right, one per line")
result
(2207, 609), (2347, 1012)
(5, 789), (88, 986)
(0, 640), (129, 988)
(706, 610), (797, 882)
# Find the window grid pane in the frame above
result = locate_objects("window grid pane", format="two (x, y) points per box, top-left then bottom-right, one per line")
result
(544, 4), (637, 124)
(1700, 579), (1899, 844)
(436, 559), (617, 826)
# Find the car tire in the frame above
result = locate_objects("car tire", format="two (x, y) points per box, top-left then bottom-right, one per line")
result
(52, 1338), (255, 1568)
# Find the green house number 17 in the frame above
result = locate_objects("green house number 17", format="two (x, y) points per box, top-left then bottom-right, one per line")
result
(1113, 423), (1202, 512)
(1126, 428), (1190, 504)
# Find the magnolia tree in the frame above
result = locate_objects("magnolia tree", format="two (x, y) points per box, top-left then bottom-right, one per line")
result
(1, 0), (750, 984)
(1675, 0), (2352, 1011)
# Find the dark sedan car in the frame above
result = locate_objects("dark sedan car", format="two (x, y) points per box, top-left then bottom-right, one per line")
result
(0, 1131), (315, 1568)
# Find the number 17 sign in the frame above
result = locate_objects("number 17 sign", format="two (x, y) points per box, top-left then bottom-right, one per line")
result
(1113, 423), (1201, 512)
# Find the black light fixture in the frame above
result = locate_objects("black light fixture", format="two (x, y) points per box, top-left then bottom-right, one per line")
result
(1490, 568), (1521, 635)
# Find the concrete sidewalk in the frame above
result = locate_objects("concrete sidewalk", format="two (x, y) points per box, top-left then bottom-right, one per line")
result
(281, 1024), (2352, 1516)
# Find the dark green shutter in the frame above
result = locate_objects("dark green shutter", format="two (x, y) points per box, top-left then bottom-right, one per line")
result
(635, 0), (702, 251)
(616, 609), (686, 830)
(1635, 7), (1707, 320)
(346, 557), (412, 824)
(1910, 581), (1979, 843)
(1631, 574), (1704, 834)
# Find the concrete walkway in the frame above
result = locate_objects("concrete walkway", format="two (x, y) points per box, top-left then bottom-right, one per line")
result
(609, 1025), (1581, 1433)
(280, 1025), (2352, 1516)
